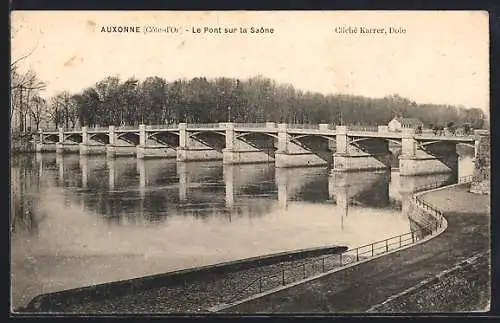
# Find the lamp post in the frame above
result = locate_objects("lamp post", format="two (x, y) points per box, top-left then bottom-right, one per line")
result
(228, 106), (231, 122)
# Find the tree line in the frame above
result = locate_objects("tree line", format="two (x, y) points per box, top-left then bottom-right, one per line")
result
(11, 73), (487, 132)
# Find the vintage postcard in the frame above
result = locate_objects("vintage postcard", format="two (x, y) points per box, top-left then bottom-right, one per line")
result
(10, 10), (491, 314)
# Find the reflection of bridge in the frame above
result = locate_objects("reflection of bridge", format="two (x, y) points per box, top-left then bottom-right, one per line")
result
(37, 123), (484, 176)
(36, 153), (460, 230)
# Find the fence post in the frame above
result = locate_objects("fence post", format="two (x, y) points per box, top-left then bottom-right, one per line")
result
(399, 235), (402, 248)
(259, 277), (262, 293)
(411, 231), (415, 243)
(386, 239), (389, 252)
(282, 269), (285, 286)
(356, 248), (359, 262)
(322, 257), (325, 272)
(371, 243), (374, 256)
(303, 263), (306, 279)
(340, 253), (343, 265)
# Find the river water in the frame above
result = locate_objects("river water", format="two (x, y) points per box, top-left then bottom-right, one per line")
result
(10, 152), (474, 309)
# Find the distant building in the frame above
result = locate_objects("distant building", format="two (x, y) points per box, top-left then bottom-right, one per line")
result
(388, 117), (423, 132)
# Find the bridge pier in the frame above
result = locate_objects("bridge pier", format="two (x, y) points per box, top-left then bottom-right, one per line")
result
(329, 172), (349, 230)
(137, 125), (177, 159)
(222, 122), (275, 164)
(470, 130), (490, 194)
(333, 126), (391, 172)
(106, 126), (137, 158)
(274, 123), (328, 168)
(177, 162), (188, 202)
(35, 130), (57, 152)
(176, 123), (222, 162)
(223, 165), (236, 208)
(399, 128), (458, 176)
(107, 158), (115, 190)
(79, 126), (107, 155)
(80, 155), (89, 189)
(36, 142), (57, 152)
(56, 142), (80, 154)
(137, 145), (176, 158)
(55, 128), (80, 154)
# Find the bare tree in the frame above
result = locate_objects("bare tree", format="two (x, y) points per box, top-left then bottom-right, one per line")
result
(11, 68), (46, 132)
(49, 92), (79, 129)
(29, 95), (46, 131)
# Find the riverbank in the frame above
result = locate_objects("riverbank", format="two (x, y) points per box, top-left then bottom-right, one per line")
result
(11, 132), (36, 153)
(20, 246), (347, 313)
(366, 186), (490, 313)
(222, 183), (490, 313)
(367, 252), (490, 312)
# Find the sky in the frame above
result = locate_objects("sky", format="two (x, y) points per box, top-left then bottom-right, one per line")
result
(11, 11), (489, 113)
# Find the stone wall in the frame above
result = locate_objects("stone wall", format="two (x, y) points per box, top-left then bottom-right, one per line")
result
(470, 131), (490, 195)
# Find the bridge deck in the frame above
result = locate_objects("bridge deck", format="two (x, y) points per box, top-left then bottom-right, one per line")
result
(40, 126), (476, 143)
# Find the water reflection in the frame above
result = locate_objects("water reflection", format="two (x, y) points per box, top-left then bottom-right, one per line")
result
(11, 153), (474, 310)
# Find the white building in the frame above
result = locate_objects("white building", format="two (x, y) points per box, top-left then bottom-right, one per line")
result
(387, 117), (423, 132)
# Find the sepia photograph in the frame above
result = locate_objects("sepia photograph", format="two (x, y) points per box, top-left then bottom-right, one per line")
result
(10, 10), (491, 314)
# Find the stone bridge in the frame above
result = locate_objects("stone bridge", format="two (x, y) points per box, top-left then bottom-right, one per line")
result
(36, 122), (481, 176)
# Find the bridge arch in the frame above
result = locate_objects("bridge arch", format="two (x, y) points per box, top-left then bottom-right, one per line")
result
(147, 131), (180, 148)
(42, 134), (59, 143)
(147, 131), (179, 139)
(189, 130), (226, 138)
(117, 132), (140, 145)
(235, 132), (278, 140)
(64, 133), (82, 143)
(291, 134), (335, 142)
(89, 133), (109, 144)
(350, 137), (400, 146)
(419, 140), (442, 148)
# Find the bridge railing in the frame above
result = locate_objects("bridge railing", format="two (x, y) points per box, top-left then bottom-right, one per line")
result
(219, 220), (442, 306)
(187, 123), (221, 129)
(218, 175), (477, 306)
(347, 125), (378, 132)
(40, 128), (59, 133)
(116, 125), (139, 130)
(234, 123), (268, 129)
(150, 124), (179, 129)
(287, 124), (320, 130)
(87, 126), (109, 131)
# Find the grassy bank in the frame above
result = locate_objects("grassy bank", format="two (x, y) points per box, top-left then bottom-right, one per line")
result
(369, 252), (490, 312)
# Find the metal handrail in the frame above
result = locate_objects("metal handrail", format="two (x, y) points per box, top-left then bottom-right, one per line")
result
(287, 124), (320, 130)
(223, 223), (440, 304)
(234, 123), (268, 129)
(38, 124), (486, 139)
(222, 175), (475, 304)
(187, 123), (221, 129)
(116, 125), (138, 130)
(347, 125), (379, 132)
(87, 126), (109, 131)
(150, 124), (178, 130)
